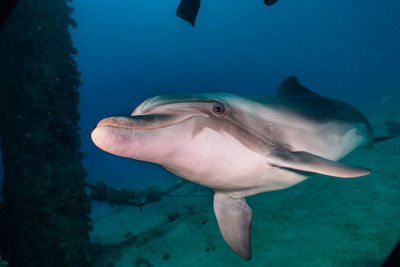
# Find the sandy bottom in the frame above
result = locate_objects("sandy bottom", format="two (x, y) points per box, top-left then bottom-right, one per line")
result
(90, 113), (400, 266)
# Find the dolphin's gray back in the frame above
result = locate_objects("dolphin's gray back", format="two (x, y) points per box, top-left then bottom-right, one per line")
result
(275, 96), (372, 128)
(254, 76), (374, 144)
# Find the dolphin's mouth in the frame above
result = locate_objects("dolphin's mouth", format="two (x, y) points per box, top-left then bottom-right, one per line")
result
(91, 113), (209, 161)
(96, 113), (202, 131)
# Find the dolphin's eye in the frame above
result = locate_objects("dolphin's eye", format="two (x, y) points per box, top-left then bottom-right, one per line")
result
(213, 104), (225, 115)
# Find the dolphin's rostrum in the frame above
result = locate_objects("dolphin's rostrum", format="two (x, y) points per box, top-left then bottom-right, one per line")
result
(91, 76), (373, 259)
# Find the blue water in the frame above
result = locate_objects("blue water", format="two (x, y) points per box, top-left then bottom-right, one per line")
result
(70, 0), (400, 190)
(62, 1), (400, 265)
(0, 1), (399, 266)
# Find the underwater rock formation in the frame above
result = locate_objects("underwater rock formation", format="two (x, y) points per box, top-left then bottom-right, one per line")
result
(0, 0), (91, 266)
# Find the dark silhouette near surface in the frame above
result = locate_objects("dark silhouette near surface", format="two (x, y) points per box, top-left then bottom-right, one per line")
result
(176, 0), (201, 27)
(264, 0), (278, 6)
(176, 0), (279, 27)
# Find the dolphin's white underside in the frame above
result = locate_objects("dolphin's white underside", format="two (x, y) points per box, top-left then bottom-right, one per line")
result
(153, 117), (367, 198)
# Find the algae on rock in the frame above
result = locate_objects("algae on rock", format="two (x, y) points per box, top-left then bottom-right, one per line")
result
(0, 0), (91, 266)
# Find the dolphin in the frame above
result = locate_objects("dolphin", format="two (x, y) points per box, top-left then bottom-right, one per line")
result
(91, 76), (373, 259)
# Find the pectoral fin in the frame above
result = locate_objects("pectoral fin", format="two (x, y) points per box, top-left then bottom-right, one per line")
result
(213, 193), (253, 260)
(267, 150), (370, 178)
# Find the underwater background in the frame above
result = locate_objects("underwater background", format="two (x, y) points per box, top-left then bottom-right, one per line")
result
(73, 0), (400, 189)
(0, 0), (400, 266)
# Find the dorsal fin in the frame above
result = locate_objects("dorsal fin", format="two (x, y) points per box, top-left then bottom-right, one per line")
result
(275, 76), (320, 98)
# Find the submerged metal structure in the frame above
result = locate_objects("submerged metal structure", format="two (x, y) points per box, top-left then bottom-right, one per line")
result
(0, 0), (91, 265)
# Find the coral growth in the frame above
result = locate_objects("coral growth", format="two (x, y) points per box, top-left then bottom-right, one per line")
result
(0, 0), (91, 266)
